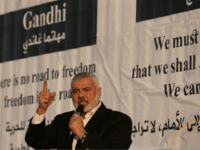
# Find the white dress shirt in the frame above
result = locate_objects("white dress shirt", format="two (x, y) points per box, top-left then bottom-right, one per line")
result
(31, 101), (102, 150)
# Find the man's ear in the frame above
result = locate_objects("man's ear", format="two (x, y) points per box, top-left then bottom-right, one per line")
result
(97, 87), (101, 98)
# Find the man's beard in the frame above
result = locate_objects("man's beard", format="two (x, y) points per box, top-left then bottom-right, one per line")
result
(73, 93), (100, 113)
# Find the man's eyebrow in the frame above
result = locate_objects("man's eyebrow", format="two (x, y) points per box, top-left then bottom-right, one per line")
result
(73, 87), (91, 90)
(82, 87), (91, 89)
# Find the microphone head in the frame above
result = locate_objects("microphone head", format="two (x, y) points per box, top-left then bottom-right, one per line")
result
(76, 105), (84, 116)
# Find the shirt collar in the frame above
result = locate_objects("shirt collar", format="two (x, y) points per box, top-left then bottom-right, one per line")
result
(85, 100), (101, 119)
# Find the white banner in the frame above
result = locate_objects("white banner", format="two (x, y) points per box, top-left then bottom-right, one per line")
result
(1, 0), (200, 150)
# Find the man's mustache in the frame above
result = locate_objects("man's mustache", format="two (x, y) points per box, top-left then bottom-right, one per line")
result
(78, 99), (89, 103)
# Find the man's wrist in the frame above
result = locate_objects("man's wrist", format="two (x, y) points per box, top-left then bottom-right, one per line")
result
(36, 107), (47, 115)
(81, 132), (88, 143)
(31, 111), (46, 124)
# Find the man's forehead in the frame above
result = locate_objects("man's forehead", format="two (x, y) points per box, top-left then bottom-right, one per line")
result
(72, 77), (94, 88)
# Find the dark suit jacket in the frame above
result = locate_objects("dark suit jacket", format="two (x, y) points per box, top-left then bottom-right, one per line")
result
(25, 102), (133, 149)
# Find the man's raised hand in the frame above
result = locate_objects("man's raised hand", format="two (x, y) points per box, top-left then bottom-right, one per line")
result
(36, 79), (55, 115)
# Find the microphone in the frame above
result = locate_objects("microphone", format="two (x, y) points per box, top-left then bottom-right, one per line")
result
(76, 105), (84, 116)
(69, 105), (84, 134)
(67, 104), (85, 147)
(67, 105), (84, 149)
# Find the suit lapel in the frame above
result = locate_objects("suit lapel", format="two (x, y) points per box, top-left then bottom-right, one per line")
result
(62, 111), (74, 149)
(76, 102), (107, 150)
(84, 102), (107, 133)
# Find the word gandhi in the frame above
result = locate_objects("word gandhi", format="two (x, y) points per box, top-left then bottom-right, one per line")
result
(23, 3), (66, 30)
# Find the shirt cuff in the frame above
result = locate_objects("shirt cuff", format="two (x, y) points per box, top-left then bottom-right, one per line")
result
(81, 132), (88, 143)
(31, 112), (46, 124)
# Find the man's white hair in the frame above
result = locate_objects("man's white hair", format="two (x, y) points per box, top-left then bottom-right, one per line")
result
(71, 72), (99, 90)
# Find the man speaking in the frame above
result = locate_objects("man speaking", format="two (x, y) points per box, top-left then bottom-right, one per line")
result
(25, 73), (132, 149)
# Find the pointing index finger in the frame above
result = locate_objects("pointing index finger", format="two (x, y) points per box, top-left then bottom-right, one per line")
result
(43, 79), (47, 91)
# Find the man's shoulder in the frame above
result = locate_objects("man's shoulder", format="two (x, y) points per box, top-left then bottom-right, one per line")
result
(104, 108), (132, 123)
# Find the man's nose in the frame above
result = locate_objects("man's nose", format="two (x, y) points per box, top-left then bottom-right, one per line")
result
(78, 90), (84, 98)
